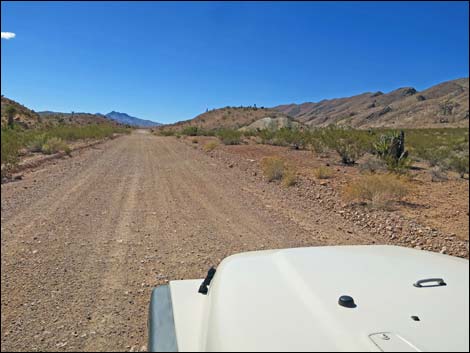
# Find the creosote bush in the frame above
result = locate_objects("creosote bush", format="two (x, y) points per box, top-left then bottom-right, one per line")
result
(217, 129), (242, 145)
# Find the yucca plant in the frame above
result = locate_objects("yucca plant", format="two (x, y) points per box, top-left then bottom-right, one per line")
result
(374, 130), (410, 173)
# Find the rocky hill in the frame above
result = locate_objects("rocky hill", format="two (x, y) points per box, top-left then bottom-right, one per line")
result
(1, 96), (41, 128)
(163, 106), (292, 131)
(38, 111), (124, 127)
(274, 78), (469, 128)
(1, 96), (128, 128)
(240, 116), (302, 131)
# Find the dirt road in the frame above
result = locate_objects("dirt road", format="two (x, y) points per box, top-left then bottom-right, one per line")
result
(1, 130), (379, 352)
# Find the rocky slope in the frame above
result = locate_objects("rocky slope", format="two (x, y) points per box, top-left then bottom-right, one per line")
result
(274, 78), (469, 128)
(162, 107), (292, 131)
(38, 111), (124, 127)
(1, 96), (41, 128)
(239, 116), (302, 131)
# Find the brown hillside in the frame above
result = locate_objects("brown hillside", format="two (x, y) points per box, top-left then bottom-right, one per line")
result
(162, 107), (292, 131)
(1, 96), (41, 128)
(274, 78), (469, 128)
(38, 112), (123, 127)
(1, 96), (123, 128)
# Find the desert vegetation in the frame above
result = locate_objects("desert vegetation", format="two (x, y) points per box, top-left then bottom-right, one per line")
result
(344, 173), (410, 209)
(203, 141), (219, 152)
(1, 123), (131, 178)
(171, 124), (468, 178)
(260, 156), (297, 186)
(314, 166), (334, 179)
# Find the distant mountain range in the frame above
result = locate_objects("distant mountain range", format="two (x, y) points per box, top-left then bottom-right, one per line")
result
(105, 111), (161, 127)
(36, 110), (162, 127)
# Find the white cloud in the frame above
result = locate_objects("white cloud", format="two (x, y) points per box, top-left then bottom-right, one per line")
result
(1, 32), (16, 40)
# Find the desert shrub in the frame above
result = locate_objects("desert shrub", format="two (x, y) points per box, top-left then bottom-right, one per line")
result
(1, 124), (129, 178)
(282, 167), (298, 187)
(258, 129), (275, 144)
(26, 133), (48, 152)
(309, 137), (326, 154)
(203, 141), (218, 152)
(314, 166), (333, 179)
(331, 137), (366, 164)
(181, 126), (199, 136)
(159, 129), (176, 136)
(261, 157), (286, 181)
(430, 167), (448, 182)
(414, 146), (451, 168)
(322, 126), (372, 165)
(1, 128), (21, 177)
(44, 124), (130, 141)
(217, 129), (242, 145)
(5, 106), (16, 128)
(241, 129), (257, 138)
(344, 173), (409, 209)
(41, 137), (69, 155)
(359, 155), (387, 174)
(276, 128), (307, 149)
(449, 153), (469, 178)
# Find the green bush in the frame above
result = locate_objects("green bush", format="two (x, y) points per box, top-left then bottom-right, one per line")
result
(1, 124), (128, 176)
(26, 133), (48, 152)
(217, 129), (242, 145)
(1, 128), (21, 177)
(181, 126), (199, 136)
(159, 129), (176, 136)
(321, 126), (372, 165)
(449, 154), (469, 178)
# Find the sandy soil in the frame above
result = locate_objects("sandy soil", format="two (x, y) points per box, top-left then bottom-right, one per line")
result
(1, 130), (392, 352)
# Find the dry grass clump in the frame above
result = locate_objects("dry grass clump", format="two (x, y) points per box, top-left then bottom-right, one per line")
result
(314, 166), (333, 179)
(261, 156), (297, 186)
(203, 141), (218, 152)
(26, 133), (48, 152)
(344, 173), (409, 209)
(282, 167), (297, 187)
(359, 155), (387, 174)
(261, 156), (285, 181)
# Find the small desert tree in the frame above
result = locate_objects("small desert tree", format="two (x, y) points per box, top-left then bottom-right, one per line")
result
(6, 106), (16, 128)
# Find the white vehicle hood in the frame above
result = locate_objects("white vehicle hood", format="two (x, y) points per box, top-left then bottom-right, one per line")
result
(169, 245), (469, 352)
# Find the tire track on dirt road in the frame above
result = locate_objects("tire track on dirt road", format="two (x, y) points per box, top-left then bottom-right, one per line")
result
(2, 131), (378, 352)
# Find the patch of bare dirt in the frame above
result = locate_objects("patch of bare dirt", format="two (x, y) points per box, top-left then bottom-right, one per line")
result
(188, 136), (469, 255)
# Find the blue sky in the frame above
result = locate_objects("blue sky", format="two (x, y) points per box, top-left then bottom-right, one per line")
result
(1, 1), (468, 124)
